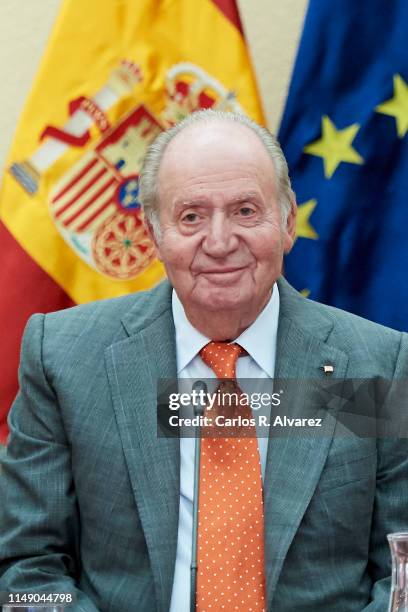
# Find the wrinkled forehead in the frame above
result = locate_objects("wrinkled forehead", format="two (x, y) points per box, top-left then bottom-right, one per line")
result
(157, 121), (277, 198)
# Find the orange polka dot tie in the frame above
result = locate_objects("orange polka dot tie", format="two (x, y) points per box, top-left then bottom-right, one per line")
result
(196, 342), (266, 611)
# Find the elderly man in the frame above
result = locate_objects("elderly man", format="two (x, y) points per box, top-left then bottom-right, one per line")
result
(0, 110), (407, 612)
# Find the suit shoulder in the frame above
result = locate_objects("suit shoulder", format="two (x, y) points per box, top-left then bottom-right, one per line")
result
(311, 298), (403, 344)
(42, 292), (140, 337)
(305, 298), (407, 375)
(278, 277), (404, 349)
(20, 282), (172, 383)
(31, 280), (172, 347)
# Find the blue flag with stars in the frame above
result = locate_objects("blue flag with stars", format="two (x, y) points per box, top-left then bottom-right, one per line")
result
(279, 0), (408, 332)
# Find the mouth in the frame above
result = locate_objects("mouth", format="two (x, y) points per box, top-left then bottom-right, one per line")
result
(198, 267), (247, 283)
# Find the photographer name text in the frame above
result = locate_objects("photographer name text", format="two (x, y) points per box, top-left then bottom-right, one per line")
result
(168, 414), (322, 428)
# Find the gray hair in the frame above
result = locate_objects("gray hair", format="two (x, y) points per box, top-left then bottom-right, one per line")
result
(139, 109), (294, 238)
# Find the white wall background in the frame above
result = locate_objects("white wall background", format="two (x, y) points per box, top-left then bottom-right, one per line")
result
(0, 0), (61, 171)
(0, 0), (307, 171)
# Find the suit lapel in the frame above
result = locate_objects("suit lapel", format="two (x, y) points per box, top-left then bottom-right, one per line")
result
(264, 279), (349, 609)
(105, 282), (179, 612)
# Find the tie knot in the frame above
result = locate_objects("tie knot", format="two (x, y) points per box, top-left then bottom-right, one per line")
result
(200, 341), (246, 380)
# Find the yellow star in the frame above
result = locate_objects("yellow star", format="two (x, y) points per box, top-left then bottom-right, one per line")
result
(304, 115), (364, 178)
(296, 199), (318, 242)
(376, 74), (408, 138)
(301, 289), (311, 298)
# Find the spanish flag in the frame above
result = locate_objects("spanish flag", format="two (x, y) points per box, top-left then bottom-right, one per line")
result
(0, 0), (264, 443)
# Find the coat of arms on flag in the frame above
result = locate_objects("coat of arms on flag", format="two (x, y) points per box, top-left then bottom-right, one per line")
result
(48, 106), (160, 280)
(9, 61), (243, 280)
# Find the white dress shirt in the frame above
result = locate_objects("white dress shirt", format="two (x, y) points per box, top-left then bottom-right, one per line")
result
(169, 284), (280, 612)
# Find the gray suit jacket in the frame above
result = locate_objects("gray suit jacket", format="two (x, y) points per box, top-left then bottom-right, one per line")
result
(1, 277), (408, 611)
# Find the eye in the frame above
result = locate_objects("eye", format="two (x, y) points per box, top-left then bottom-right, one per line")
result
(181, 212), (199, 223)
(237, 206), (255, 217)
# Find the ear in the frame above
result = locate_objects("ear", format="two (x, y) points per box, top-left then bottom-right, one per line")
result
(145, 219), (163, 262)
(283, 195), (297, 254)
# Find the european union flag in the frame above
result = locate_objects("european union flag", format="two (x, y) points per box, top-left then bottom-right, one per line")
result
(280, 0), (408, 332)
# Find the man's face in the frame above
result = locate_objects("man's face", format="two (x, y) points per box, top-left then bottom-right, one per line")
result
(152, 122), (296, 318)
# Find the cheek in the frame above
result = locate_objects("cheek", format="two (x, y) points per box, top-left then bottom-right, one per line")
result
(158, 236), (196, 270)
(248, 237), (285, 281)
(254, 239), (284, 263)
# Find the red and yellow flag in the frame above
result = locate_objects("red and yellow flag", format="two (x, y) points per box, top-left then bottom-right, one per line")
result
(0, 0), (264, 443)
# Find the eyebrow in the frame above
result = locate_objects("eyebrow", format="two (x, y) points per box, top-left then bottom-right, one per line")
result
(173, 192), (262, 210)
(171, 200), (209, 218)
(228, 193), (262, 205)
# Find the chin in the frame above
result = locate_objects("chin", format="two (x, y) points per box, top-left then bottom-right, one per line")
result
(194, 286), (251, 311)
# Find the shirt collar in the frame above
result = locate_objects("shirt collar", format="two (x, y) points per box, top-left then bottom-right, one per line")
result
(172, 283), (280, 377)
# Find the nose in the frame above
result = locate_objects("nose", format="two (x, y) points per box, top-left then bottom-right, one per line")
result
(201, 211), (239, 258)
